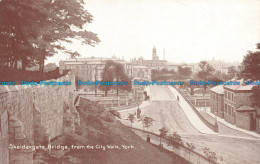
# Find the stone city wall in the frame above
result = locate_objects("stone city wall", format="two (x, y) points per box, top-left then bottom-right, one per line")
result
(0, 72), (78, 164)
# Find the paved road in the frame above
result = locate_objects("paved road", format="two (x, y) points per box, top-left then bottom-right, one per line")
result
(120, 85), (260, 164)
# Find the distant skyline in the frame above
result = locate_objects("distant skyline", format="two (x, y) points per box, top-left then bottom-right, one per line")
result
(47, 0), (260, 65)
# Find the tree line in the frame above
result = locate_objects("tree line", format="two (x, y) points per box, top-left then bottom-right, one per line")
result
(151, 66), (192, 80)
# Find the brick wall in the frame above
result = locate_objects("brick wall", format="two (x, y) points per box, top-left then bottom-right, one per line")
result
(210, 92), (224, 118)
(0, 72), (78, 164)
(234, 92), (252, 108)
(224, 112), (235, 125)
(236, 112), (250, 131)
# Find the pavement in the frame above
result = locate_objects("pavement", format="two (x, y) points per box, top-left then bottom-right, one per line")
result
(206, 111), (260, 138)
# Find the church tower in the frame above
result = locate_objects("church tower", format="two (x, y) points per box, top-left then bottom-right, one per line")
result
(152, 46), (159, 60)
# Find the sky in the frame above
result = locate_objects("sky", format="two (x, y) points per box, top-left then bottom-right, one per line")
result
(47, 0), (260, 65)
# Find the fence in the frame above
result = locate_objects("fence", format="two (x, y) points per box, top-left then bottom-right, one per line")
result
(130, 127), (219, 164)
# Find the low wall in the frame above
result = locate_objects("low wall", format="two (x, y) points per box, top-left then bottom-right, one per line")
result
(224, 113), (235, 125)
(0, 72), (79, 164)
(130, 127), (218, 164)
(167, 86), (217, 133)
(256, 117), (260, 134)
(236, 112), (250, 130)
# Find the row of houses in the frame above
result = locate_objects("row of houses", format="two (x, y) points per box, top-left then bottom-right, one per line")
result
(210, 84), (260, 133)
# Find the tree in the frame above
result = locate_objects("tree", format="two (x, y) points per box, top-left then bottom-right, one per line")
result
(202, 147), (221, 164)
(160, 68), (169, 74)
(214, 71), (229, 81)
(178, 66), (192, 79)
(159, 127), (169, 146)
(241, 43), (260, 108)
(151, 69), (160, 80)
(227, 66), (238, 79)
(186, 142), (196, 162)
(139, 115), (155, 131)
(113, 62), (132, 95)
(127, 113), (135, 128)
(241, 50), (260, 81)
(197, 61), (215, 80)
(166, 132), (183, 154)
(0, 0), (100, 78)
(138, 115), (155, 141)
(100, 60), (132, 96)
(197, 61), (215, 95)
(100, 61), (114, 96)
(169, 69), (176, 74)
(251, 86), (260, 107)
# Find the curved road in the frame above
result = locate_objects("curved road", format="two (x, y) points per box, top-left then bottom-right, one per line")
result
(120, 85), (260, 164)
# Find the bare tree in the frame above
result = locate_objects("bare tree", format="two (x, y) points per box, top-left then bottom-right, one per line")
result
(138, 115), (155, 142)
(166, 132), (183, 155)
(186, 142), (196, 162)
(159, 127), (169, 147)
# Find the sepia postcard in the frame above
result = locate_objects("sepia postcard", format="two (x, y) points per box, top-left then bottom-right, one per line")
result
(0, 0), (260, 164)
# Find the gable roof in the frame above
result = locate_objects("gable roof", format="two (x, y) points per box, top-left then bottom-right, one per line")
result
(236, 106), (255, 112)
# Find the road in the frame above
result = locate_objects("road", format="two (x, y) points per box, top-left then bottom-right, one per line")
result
(120, 85), (260, 164)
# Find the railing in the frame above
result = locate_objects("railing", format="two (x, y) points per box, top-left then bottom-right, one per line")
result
(172, 86), (218, 132)
(129, 127), (218, 164)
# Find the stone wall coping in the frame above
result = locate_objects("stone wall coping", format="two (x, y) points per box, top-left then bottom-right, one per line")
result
(0, 73), (72, 93)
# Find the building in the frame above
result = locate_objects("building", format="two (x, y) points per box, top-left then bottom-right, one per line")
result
(210, 85), (224, 118)
(223, 85), (256, 131)
(130, 46), (167, 70)
(59, 46), (194, 82)
(256, 108), (260, 134)
(59, 56), (126, 81)
(132, 65), (151, 81)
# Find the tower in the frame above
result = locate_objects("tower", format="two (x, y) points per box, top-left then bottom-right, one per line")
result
(152, 46), (158, 60)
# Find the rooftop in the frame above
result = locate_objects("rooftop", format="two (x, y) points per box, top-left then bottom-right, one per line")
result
(224, 85), (253, 91)
(133, 65), (149, 69)
(236, 106), (255, 112)
(63, 57), (124, 62)
(210, 85), (224, 94)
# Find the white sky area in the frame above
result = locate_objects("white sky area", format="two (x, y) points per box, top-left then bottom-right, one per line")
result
(47, 0), (260, 65)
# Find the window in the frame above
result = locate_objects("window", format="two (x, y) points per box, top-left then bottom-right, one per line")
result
(228, 92), (231, 100)
(232, 107), (235, 117)
(224, 91), (227, 99)
(231, 93), (234, 102)
(225, 103), (227, 113)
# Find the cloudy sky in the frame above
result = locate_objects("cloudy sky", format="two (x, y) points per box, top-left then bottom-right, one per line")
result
(47, 0), (260, 64)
